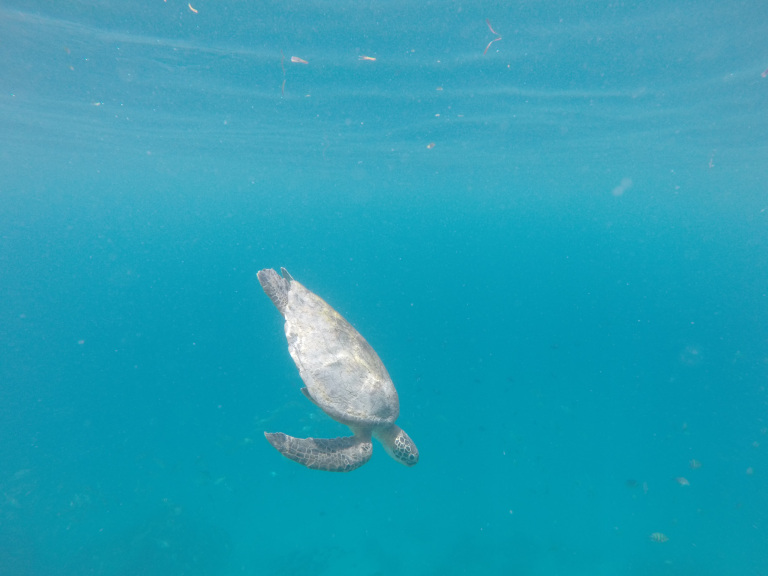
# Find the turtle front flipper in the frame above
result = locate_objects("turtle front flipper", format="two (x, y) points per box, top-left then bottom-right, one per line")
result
(264, 432), (372, 472)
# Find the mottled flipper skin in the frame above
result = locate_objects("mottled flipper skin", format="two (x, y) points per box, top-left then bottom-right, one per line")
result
(264, 432), (372, 472)
(257, 267), (419, 472)
(258, 267), (291, 313)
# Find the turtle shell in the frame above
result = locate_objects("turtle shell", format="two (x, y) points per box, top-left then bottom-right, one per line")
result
(282, 276), (399, 428)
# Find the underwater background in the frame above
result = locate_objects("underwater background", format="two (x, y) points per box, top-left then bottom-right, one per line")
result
(1, 0), (767, 574)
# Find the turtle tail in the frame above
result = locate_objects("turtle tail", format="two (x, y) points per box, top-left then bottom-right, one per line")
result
(257, 268), (293, 315)
(265, 432), (372, 472)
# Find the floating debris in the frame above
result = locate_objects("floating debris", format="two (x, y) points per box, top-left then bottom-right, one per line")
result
(675, 477), (690, 486)
(483, 19), (503, 55)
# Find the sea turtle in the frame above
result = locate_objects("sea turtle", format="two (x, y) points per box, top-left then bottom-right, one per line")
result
(257, 267), (419, 472)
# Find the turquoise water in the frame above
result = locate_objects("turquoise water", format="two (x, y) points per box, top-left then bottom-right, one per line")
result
(2, 0), (767, 574)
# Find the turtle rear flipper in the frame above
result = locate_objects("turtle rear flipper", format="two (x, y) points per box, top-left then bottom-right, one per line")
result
(265, 432), (372, 472)
(257, 268), (292, 315)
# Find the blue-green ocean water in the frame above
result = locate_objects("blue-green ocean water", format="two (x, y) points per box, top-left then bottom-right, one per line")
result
(1, 1), (767, 574)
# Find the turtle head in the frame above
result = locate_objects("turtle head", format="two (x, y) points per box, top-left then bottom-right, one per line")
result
(376, 424), (419, 467)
